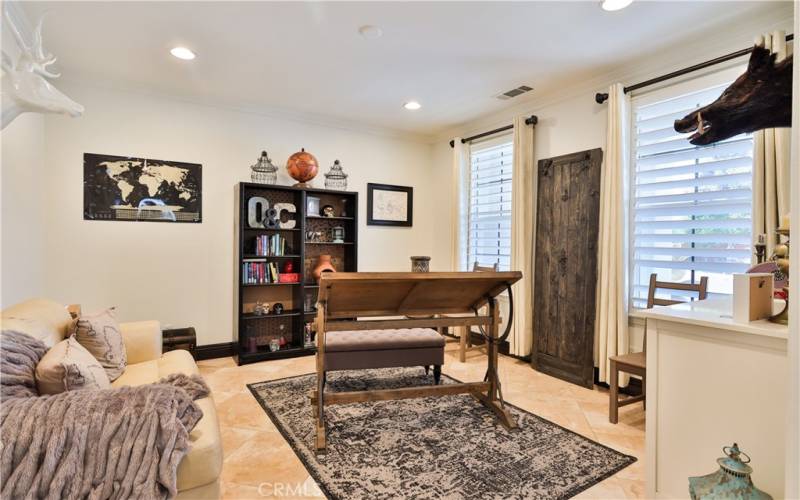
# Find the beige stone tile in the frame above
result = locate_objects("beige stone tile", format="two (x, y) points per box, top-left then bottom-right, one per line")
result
(592, 431), (645, 460)
(220, 426), (258, 459)
(213, 391), (239, 406)
(198, 357), (238, 369)
(617, 478), (646, 499)
(216, 392), (276, 431)
(204, 367), (282, 394)
(573, 476), (628, 499)
(221, 481), (262, 499)
(199, 365), (222, 378)
(579, 400), (645, 435)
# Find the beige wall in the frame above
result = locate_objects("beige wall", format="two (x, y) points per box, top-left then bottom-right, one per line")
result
(40, 83), (436, 344)
(1, 113), (47, 307)
(1, 4), (48, 308)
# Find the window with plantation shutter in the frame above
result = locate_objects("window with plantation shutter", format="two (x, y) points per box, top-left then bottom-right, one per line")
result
(467, 136), (513, 271)
(631, 74), (754, 308)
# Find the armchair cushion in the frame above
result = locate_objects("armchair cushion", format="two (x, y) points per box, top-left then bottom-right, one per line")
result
(1, 299), (72, 347)
(112, 350), (223, 492)
(120, 320), (162, 365)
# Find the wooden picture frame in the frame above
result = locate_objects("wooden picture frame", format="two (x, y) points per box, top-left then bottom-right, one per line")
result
(366, 183), (413, 227)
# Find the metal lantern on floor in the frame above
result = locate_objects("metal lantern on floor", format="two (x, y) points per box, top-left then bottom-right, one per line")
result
(688, 443), (772, 500)
(251, 150), (278, 184)
(324, 159), (348, 190)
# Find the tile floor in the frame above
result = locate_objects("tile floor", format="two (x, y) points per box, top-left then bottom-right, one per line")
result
(198, 343), (646, 499)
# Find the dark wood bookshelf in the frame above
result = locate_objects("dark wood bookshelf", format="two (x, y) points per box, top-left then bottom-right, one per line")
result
(304, 241), (354, 245)
(241, 254), (302, 259)
(242, 309), (303, 320)
(234, 182), (358, 365)
(306, 215), (355, 221)
(241, 282), (300, 287)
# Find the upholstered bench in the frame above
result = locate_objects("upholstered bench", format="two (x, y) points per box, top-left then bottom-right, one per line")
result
(323, 328), (445, 383)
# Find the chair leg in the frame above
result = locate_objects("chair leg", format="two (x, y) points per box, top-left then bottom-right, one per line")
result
(433, 365), (441, 385)
(459, 326), (467, 363)
(609, 360), (619, 424)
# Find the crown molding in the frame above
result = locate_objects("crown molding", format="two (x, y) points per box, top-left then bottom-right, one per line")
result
(57, 75), (433, 145)
(432, 3), (793, 145)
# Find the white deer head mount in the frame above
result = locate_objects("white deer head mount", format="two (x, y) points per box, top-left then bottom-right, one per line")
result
(1, 9), (84, 129)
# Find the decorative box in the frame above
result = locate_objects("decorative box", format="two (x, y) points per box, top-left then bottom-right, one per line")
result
(733, 273), (774, 322)
(278, 273), (300, 283)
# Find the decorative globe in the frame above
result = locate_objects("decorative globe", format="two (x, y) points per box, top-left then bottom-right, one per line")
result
(286, 148), (319, 186)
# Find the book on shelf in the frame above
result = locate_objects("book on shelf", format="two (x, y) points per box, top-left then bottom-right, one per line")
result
(242, 261), (281, 284)
(255, 234), (288, 256)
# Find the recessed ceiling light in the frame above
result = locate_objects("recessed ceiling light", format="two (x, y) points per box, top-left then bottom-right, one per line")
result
(358, 25), (383, 40)
(601, 0), (633, 11)
(170, 47), (196, 60)
(403, 101), (421, 111)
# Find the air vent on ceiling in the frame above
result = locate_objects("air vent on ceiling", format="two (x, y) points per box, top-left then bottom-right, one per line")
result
(496, 85), (533, 100)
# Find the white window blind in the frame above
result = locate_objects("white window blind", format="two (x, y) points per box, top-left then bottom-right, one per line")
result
(467, 137), (513, 270)
(631, 80), (753, 307)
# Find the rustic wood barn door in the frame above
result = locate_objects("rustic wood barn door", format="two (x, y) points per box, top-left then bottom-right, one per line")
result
(532, 148), (602, 388)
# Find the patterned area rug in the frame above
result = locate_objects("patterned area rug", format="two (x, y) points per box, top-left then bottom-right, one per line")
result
(248, 368), (635, 499)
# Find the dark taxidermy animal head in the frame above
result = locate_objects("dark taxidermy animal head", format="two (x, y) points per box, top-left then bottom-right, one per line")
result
(674, 45), (792, 145)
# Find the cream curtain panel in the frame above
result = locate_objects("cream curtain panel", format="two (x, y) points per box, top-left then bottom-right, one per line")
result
(509, 116), (536, 357)
(595, 83), (630, 386)
(450, 138), (470, 271)
(753, 30), (792, 257)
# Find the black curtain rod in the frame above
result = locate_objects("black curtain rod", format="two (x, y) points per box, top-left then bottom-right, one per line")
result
(595, 33), (794, 104)
(449, 115), (538, 148)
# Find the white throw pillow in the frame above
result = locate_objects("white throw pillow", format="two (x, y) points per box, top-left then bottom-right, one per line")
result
(35, 336), (111, 395)
(70, 307), (127, 381)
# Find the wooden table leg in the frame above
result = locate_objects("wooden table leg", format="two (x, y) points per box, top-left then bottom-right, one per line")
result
(315, 303), (327, 452)
(476, 298), (518, 430)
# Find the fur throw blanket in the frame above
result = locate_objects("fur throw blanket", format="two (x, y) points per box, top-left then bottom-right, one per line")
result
(0, 330), (209, 499)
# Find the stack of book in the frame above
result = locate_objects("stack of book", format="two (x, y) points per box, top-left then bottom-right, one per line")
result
(242, 259), (280, 284)
(255, 234), (287, 256)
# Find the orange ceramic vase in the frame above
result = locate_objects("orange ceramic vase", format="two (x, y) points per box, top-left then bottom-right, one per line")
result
(313, 254), (336, 281)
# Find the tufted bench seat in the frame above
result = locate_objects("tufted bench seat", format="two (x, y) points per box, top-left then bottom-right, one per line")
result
(324, 328), (445, 381)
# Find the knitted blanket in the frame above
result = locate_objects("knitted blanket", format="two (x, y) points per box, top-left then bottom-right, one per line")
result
(0, 330), (209, 499)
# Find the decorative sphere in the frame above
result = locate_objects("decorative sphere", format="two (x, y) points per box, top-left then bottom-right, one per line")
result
(286, 148), (319, 185)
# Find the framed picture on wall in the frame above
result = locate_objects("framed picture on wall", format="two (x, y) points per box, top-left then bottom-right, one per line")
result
(367, 183), (413, 227)
(83, 153), (202, 223)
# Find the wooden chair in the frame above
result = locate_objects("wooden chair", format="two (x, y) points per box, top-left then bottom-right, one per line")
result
(439, 262), (498, 362)
(608, 273), (708, 423)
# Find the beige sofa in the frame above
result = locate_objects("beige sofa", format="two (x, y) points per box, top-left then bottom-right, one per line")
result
(1, 299), (223, 499)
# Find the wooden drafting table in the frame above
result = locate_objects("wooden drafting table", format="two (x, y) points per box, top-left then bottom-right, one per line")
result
(310, 271), (522, 452)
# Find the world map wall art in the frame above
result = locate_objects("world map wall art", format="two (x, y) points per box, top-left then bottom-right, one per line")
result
(83, 153), (202, 223)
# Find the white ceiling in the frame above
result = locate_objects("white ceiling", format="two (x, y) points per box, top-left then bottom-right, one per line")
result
(17, 1), (790, 137)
